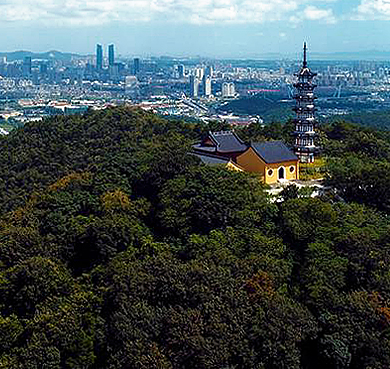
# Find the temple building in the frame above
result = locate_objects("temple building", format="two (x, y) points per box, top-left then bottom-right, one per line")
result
(236, 141), (299, 185)
(192, 131), (247, 161)
(293, 43), (318, 163)
(193, 131), (299, 184)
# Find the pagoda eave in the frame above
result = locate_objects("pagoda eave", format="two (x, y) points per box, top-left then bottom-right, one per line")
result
(294, 146), (317, 153)
(293, 131), (317, 136)
(292, 107), (317, 113)
(293, 119), (317, 124)
(293, 83), (317, 89)
(293, 95), (317, 100)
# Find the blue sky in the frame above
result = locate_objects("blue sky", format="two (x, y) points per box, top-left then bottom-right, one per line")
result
(1, 0), (390, 57)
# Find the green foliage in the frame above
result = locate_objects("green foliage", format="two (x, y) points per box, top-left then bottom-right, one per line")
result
(0, 315), (23, 352)
(0, 257), (74, 317)
(0, 107), (198, 213)
(239, 119), (295, 145)
(219, 95), (294, 122)
(157, 166), (275, 237)
(325, 109), (390, 131)
(0, 107), (390, 368)
(100, 247), (315, 369)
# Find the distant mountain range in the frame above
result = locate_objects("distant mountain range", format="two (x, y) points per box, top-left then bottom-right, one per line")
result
(0, 50), (86, 62)
(311, 50), (390, 61)
(253, 50), (390, 61)
(2, 49), (390, 62)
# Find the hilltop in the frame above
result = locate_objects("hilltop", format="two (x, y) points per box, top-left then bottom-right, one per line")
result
(0, 50), (85, 62)
(0, 107), (390, 368)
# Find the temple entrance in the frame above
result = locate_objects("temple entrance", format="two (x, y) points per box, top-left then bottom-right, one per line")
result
(278, 167), (285, 180)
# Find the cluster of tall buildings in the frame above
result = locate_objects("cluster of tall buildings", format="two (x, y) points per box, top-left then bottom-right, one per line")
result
(187, 65), (237, 99)
(221, 82), (235, 98)
(96, 44), (116, 69)
(95, 44), (141, 77)
(189, 66), (213, 98)
(95, 43), (121, 80)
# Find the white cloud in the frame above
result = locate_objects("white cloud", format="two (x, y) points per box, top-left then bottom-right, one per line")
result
(354, 0), (390, 20)
(0, 0), (339, 26)
(304, 6), (336, 23)
(289, 5), (336, 24)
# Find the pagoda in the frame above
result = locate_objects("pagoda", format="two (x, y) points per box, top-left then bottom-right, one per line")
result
(293, 42), (318, 163)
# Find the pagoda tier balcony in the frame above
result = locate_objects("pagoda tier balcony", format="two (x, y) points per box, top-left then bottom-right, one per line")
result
(293, 94), (317, 100)
(294, 74), (316, 82)
(294, 122), (317, 129)
(294, 117), (317, 123)
(293, 106), (317, 113)
(294, 145), (318, 153)
(294, 78), (316, 83)
(295, 119), (316, 125)
(293, 82), (317, 89)
(294, 72), (317, 78)
(293, 130), (317, 136)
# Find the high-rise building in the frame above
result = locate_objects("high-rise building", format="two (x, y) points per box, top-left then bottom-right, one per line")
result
(96, 44), (103, 70)
(229, 82), (235, 96)
(23, 56), (32, 76)
(222, 82), (235, 98)
(178, 64), (185, 78)
(190, 75), (199, 97)
(109, 64), (119, 81)
(203, 76), (212, 97)
(133, 58), (140, 75)
(195, 67), (204, 80)
(40, 63), (48, 74)
(125, 75), (139, 98)
(108, 44), (115, 66)
(205, 65), (214, 77)
(222, 82), (229, 97)
(293, 42), (318, 163)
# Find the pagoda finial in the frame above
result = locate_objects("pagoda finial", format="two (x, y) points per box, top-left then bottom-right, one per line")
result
(303, 42), (307, 68)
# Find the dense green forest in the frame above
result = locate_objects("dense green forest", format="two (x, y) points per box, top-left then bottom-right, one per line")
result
(324, 109), (390, 131)
(1, 107), (390, 368)
(219, 93), (390, 128)
(217, 95), (294, 122)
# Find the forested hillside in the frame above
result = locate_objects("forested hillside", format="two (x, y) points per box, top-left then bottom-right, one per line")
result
(325, 109), (390, 131)
(1, 107), (390, 368)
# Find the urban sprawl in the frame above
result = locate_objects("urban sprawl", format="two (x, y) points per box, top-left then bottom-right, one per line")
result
(1, 43), (390, 134)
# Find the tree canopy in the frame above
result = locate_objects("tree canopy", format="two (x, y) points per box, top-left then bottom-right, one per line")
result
(0, 107), (390, 368)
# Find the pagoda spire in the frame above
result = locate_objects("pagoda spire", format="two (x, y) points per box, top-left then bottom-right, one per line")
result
(303, 42), (307, 68)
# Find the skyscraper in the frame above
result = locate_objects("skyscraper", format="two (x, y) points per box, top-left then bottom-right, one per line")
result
(178, 64), (185, 78)
(133, 58), (140, 75)
(203, 76), (212, 97)
(222, 82), (235, 98)
(23, 56), (32, 76)
(108, 44), (115, 66)
(195, 67), (204, 80)
(293, 43), (318, 163)
(40, 63), (48, 75)
(190, 75), (199, 98)
(205, 65), (214, 77)
(96, 44), (103, 70)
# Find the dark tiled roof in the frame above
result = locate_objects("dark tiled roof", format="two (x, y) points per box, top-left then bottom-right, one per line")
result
(192, 144), (216, 153)
(209, 131), (247, 153)
(252, 141), (298, 164)
(192, 153), (230, 165)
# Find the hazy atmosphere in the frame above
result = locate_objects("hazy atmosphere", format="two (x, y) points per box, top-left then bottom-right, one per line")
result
(1, 0), (390, 57)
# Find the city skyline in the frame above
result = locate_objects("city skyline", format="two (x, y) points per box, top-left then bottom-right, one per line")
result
(1, 1), (390, 58)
